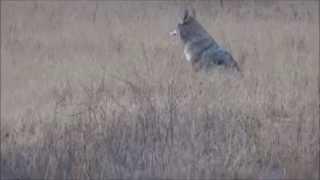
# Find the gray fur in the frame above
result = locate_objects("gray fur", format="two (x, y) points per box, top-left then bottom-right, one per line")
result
(171, 8), (240, 73)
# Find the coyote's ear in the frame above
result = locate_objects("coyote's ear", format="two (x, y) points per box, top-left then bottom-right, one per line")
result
(182, 9), (190, 23)
(181, 8), (196, 24)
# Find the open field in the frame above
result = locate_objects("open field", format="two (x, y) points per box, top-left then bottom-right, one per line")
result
(1, 1), (319, 179)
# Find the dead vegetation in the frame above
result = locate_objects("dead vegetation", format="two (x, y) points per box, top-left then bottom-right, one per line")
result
(1, 1), (319, 179)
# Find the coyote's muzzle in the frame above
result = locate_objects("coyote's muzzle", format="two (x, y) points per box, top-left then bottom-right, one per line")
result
(169, 30), (177, 36)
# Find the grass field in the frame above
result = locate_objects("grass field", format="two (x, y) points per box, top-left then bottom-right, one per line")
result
(1, 1), (319, 179)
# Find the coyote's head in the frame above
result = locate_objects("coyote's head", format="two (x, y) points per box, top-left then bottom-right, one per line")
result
(170, 8), (204, 43)
(170, 8), (209, 44)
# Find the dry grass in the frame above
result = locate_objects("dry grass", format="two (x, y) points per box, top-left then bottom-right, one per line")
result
(1, 1), (319, 179)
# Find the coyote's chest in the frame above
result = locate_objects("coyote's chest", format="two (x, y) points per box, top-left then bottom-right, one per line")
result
(183, 38), (215, 63)
(183, 48), (193, 62)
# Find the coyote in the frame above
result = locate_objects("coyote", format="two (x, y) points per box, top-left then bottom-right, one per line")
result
(170, 8), (240, 73)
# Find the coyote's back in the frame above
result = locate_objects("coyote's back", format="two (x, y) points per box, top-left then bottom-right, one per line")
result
(170, 8), (240, 73)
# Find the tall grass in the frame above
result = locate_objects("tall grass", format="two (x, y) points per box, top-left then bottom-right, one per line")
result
(1, 1), (319, 179)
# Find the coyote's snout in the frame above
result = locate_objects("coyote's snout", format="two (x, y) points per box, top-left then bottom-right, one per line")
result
(170, 8), (240, 73)
(169, 29), (177, 36)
